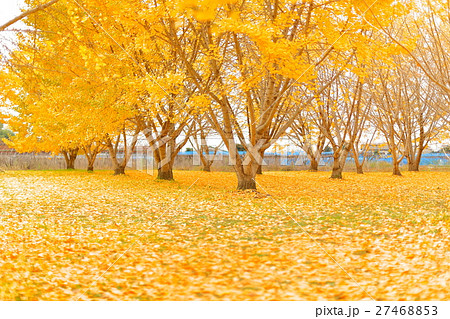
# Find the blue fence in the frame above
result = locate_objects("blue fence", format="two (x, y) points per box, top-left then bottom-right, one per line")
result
(175, 151), (450, 166)
(279, 153), (450, 166)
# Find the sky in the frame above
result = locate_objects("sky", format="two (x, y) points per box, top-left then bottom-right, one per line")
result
(0, 1), (25, 119)
(0, 0), (25, 28)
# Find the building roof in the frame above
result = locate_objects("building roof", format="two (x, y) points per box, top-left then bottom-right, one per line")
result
(0, 140), (18, 154)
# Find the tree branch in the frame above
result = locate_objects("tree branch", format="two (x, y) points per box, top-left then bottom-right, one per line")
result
(0, 0), (60, 32)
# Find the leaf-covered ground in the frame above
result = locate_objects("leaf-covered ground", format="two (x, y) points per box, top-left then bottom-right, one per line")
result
(0, 170), (448, 300)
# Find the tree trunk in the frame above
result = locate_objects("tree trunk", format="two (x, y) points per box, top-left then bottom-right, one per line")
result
(409, 161), (420, 171)
(202, 162), (211, 172)
(408, 162), (419, 171)
(237, 148), (263, 189)
(237, 174), (256, 190)
(82, 144), (102, 173)
(67, 157), (75, 169)
(86, 157), (95, 172)
(331, 165), (343, 179)
(62, 148), (78, 169)
(356, 164), (364, 174)
(157, 165), (174, 180)
(63, 155), (75, 169)
(393, 162), (402, 176)
(256, 148), (265, 174)
(391, 145), (402, 176)
(114, 166), (126, 175)
(330, 152), (343, 179)
(353, 148), (363, 174)
(108, 148), (127, 175)
(310, 157), (319, 171)
(256, 164), (262, 174)
(153, 141), (174, 180)
(199, 152), (212, 172)
(408, 150), (423, 172)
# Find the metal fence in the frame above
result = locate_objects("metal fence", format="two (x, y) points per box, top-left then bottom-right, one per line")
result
(1, 152), (449, 172)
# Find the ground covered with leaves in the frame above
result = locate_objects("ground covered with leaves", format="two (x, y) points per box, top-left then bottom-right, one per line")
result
(0, 170), (448, 300)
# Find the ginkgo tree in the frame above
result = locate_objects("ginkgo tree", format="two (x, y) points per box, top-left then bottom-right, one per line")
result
(153, 0), (407, 188)
(368, 55), (449, 174)
(2, 0), (133, 171)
